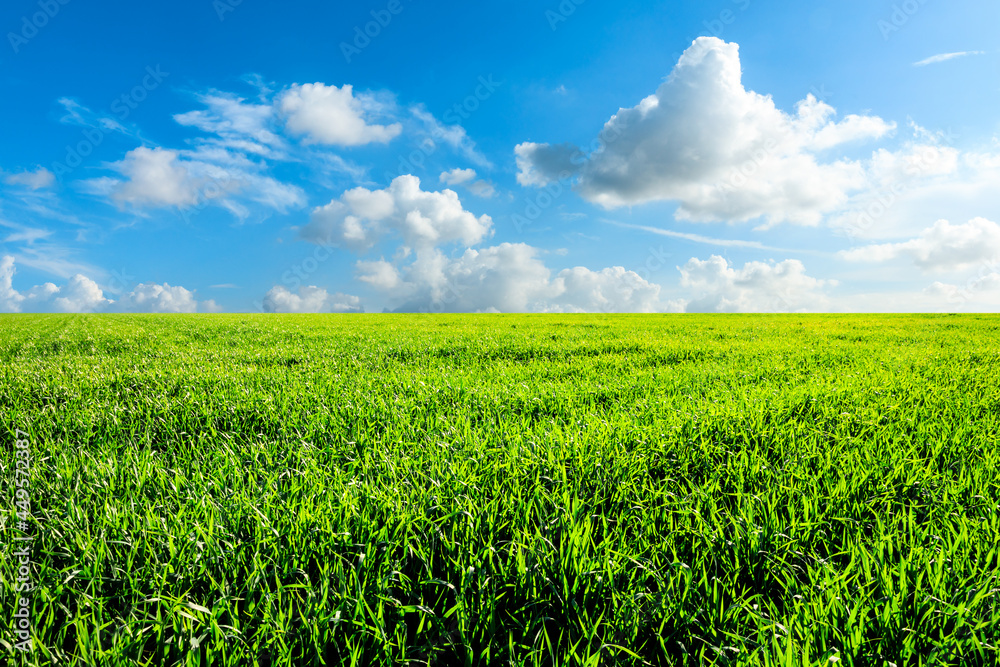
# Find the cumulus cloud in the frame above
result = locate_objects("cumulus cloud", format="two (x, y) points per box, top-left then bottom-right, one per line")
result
(0, 255), (219, 313)
(515, 37), (894, 224)
(440, 168), (476, 186)
(362, 244), (556, 313)
(1, 255), (110, 313)
(108, 147), (201, 208)
(547, 266), (677, 313)
(0, 256), (25, 312)
(262, 285), (362, 313)
(352, 243), (829, 314)
(515, 142), (581, 187)
(355, 243), (681, 314)
(115, 283), (205, 313)
(278, 83), (402, 146)
(356, 259), (403, 290)
(925, 270), (1000, 309)
(5, 167), (55, 190)
(300, 175), (493, 251)
(25, 275), (112, 312)
(679, 255), (834, 313)
(829, 139), (1000, 241)
(94, 145), (305, 216)
(115, 284), (220, 313)
(840, 218), (1000, 272)
(85, 79), (497, 219)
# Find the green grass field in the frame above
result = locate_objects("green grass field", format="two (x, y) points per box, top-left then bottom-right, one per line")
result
(2, 314), (999, 666)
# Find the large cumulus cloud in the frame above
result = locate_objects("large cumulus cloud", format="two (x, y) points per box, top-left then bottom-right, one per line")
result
(516, 37), (894, 225)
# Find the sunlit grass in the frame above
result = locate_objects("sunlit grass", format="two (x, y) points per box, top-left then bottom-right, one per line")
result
(1, 313), (999, 665)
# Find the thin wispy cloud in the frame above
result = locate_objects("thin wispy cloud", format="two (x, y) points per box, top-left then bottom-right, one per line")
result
(608, 221), (817, 255)
(913, 51), (985, 67)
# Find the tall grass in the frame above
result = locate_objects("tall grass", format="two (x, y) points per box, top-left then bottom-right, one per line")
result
(1, 314), (999, 665)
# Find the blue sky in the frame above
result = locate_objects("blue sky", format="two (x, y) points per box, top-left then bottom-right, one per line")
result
(1, 0), (998, 313)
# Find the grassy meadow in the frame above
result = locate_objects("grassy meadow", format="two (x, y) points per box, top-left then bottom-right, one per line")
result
(1, 313), (999, 666)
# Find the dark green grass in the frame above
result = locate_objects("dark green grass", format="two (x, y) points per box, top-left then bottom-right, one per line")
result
(1, 314), (999, 666)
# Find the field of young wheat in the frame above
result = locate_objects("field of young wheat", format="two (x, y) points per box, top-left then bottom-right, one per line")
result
(1, 314), (999, 666)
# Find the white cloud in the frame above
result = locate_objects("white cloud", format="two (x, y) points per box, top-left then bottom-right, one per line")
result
(515, 142), (580, 187)
(0, 227), (102, 279)
(57, 98), (130, 136)
(925, 271), (1000, 309)
(913, 51), (985, 67)
(26, 275), (111, 313)
(516, 37), (895, 225)
(440, 168), (496, 198)
(679, 255), (834, 313)
(114, 283), (212, 313)
(1, 255), (111, 313)
(93, 145), (306, 216)
(354, 244), (830, 314)
(1, 256), (217, 313)
(300, 175), (493, 251)
(357, 244), (556, 313)
(467, 180), (496, 198)
(547, 266), (677, 313)
(829, 140), (1000, 241)
(174, 92), (284, 157)
(356, 243), (683, 314)
(411, 106), (492, 168)
(440, 168), (476, 186)
(0, 221), (51, 245)
(5, 167), (55, 190)
(806, 110), (898, 152)
(109, 147), (201, 208)
(0, 255), (24, 312)
(356, 259), (402, 290)
(262, 285), (362, 313)
(840, 218), (1000, 272)
(278, 83), (402, 146)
